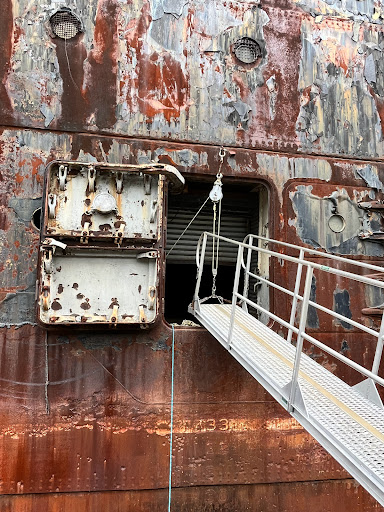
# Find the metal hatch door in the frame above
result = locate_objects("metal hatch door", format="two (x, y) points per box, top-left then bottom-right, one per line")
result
(36, 160), (184, 328)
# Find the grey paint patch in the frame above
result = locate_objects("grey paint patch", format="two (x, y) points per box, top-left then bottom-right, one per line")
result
(340, 340), (350, 354)
(257, 154), (332, 203)
(294, 0), (384, 23)
(40, 104), (55, 127)
(364, 53), (376, 85)
(79, 334), (126, 350)
(266, 75), (277, 120)
(9, 197), (43, 223)
(193, 1), (242, 38)
(149, 11), (187, 53)
(154, 147), (208, 168)
(364, 280), (384, 310)
(307, 275), (319, 329)
(225, 99), (252, 129)
(175, 149), (200, 167)
(334, 288), (353, 330)
(0, 285), (36, 326)
(296, 18), (384, 157)
(356, 165), (384, 192)
(150, 0), (189, 20)
(290, 185), (384, 256)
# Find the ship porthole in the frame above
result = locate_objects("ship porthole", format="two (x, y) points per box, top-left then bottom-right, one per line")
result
(328, 214), (346, 233)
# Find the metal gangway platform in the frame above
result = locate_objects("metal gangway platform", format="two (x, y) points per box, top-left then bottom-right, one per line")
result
(188, 233), (384, 507)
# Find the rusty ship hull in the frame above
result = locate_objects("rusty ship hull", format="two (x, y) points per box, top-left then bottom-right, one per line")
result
(1, 0), (384, 510)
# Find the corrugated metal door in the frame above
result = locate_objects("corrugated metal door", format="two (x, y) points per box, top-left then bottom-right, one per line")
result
(166, 206), (250, 263)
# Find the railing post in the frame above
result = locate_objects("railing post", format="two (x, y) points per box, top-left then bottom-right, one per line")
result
(242, 235), (254, 312)
(288, 265), (313, 412)
(193, 233), (208, 311)
(227, 245), (244, 349)
(287, 248), (305, 345)
(372, 309), (384, 376)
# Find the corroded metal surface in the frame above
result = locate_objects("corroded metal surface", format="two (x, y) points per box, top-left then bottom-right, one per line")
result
(0, 130), (383, 506)
(1, 0), (384, 508)
(0, 325), (349, 495)
(2, 129), (384, 326)
(0, 480), (382, 512)
(1, 0), (384, 158)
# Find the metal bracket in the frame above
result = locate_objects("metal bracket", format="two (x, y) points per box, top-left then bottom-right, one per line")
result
(353, 379), (384, 409)
(358, 201), (384, 211)
(43, 248), (54, 274)
(42, 238), (67, 250)
(137, 251), (157, 259)
(48, 194), (57, 219)
(359, 231), (384, 241)
(116, 172), (123, 194)
(109, 304), (119, 325)
(150, 200), (158, 223)
(148, 286), (156, 311)
(88, 166), (96, 192)
(144, 174), (151, 195)
(41, 284), (50, 311)
(139, 305), (147, 323)
(114, 222), (126, 246)
(281, 381), (308, 417)
(80, 222), (91, 244)
(58, 165), (68, 191)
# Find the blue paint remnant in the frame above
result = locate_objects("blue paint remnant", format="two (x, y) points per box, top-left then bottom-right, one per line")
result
(307, 275), (319, 329)
(149, 333), (170, 351)
(340, 340), (350, 354)
(334, 288), (353, 330)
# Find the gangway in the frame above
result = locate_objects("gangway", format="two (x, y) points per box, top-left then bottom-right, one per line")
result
(188, 232), (384, 507)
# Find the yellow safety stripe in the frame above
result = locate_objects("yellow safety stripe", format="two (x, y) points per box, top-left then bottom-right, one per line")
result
(217, 305), (384, 444)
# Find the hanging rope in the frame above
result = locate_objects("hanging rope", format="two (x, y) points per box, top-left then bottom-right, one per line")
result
(209, 147), (225, 299)
(166, 146), (226, 302)
(166, 196), (210, 258)
(211, 200), (222, 297)
(168, 325), (175, 512)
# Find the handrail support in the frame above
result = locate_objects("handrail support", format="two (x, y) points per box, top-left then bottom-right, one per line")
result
(287, 266), (314, 412)
(228, 245), (244, 348)
(287, 248), (305, 345)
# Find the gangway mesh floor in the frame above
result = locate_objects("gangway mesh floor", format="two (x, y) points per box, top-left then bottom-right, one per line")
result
(192, 303), (384, 506)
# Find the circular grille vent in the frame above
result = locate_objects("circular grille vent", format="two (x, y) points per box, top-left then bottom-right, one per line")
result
(50, 9), (82, 40)
(233, 37), (261, 64)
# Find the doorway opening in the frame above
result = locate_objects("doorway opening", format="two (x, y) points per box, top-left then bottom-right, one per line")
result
(165, 178), (269, 325)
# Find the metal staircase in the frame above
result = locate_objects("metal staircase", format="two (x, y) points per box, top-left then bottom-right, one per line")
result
(188, 233), (384, 507)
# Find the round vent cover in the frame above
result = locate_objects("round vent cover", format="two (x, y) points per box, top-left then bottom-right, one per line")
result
(233, 37), (261, 65)
(50, 9), (82, 40)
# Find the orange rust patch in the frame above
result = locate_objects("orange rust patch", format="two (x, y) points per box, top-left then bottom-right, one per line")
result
(136, 54), (188, 123)
(232, 73), (247, 101)
(31, 156), (43, 176)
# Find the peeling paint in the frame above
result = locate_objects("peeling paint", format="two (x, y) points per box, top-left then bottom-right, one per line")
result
(356, 164), (384, 191)
(1, 1), (384, 506)
(289, 184), (384, 255)
(257, 154), (332, 202)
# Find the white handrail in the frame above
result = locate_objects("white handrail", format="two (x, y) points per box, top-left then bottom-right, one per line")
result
(235, 292), (384, 389)
(243, 233), (384, 273)
(193, 232), (384, 390)
(244, 269), (379, 338)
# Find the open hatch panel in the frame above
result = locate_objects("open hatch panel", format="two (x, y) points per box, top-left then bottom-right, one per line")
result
(36, 160), (184, 329)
